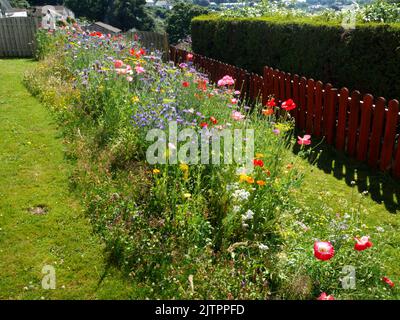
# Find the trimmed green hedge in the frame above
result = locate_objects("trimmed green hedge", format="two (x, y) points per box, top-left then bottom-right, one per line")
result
(191, 15), (400, 100)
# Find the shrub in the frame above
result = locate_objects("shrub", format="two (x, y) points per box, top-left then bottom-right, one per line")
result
(191, 15), (400, 100)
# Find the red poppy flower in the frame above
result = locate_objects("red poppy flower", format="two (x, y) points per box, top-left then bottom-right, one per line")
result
(267, 98), (276, 107)
(281, 99), (296, 111)
(317, 292), (335, 300)
(253, 159), (264, 167)
(139, 48), (146, 55)
(382, 276), (395, 288)
(354, 236), (373, 251)
(210, 116), (217, 124)
(186, 53), (193, 61)
(130, 48), (135, 56)
(314, 241), (335, 261)
(200, 122), (208, 128)
(182, 81), (190, 88)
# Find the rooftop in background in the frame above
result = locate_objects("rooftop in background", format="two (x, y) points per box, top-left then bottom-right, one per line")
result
(87, 21), (122, 34)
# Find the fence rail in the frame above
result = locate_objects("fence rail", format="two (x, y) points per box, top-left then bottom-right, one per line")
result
(170, 46), (400, 179)
(0, 17), (39, 58)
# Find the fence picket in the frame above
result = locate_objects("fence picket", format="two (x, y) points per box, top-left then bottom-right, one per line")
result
(368, 97), (386, 168)
(306, 79), (315, 133)
(314, 81), (323, 137)
(357, 94), (374, 161)
(298, 77), (307, 130)
(336, 88), (349, 150)
(325, 88), (338, 144)
(380, 100), (399, 171)
(292, 75), (300, 122)
(347, 91), (361, 157)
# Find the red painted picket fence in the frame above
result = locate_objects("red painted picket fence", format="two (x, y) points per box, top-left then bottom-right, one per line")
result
(170, 46), (400, 179)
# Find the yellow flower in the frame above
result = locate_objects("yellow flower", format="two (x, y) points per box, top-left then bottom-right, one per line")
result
(153, 169), (160, 174)
(183, 193), (191, 199)
(179, 163), (189, 180)
(131, 96), (140, 103)
(255, 153), (264, 159)
(246, 176), (255, 184)
(239, 174), (248, 182)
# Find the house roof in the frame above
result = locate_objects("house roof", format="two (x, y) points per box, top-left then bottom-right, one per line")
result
(92, 22), (122, 33)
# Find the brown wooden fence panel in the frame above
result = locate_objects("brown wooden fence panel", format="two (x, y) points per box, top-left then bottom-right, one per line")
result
(0, 17), (39, 57)
(169, 46), (400, 179)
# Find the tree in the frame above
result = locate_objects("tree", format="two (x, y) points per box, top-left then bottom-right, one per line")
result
(10, 0), (30, 7)
(166, 1), (209, 44)
(63, 0), (154, 31)
(63, 0), (108, 21)
(107, 0), (155, 31)
(194, 0), (210, 6)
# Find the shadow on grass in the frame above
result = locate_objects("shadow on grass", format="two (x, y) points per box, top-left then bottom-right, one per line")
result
(293, 138), (400, 214)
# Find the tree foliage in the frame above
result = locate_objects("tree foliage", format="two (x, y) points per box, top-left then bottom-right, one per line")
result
(166, 1), (209, 44)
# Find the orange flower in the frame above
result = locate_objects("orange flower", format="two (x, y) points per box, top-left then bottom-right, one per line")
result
(197, 79), (207, 91)
(256, 180), (266, 186)
(262, 108), (274, 116)
(246, 176), (255, 184)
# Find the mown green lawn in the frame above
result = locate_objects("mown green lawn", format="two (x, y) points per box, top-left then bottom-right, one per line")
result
(0, 59), (140, 299)
(296, 142), (400, 280)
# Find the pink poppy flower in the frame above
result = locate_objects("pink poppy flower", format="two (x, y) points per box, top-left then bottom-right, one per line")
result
(217, 75), (235, 87)
(135, 65), (145, 74)
(231, 98), (238, 104)
(354, 236), (373, 251)
(126, 76), (133, 82)
(186, 53), (193, 61)
(297, 135), (311, 145)
(314, 241), (335, 261)
(114, 60), (124, 68)
(281, 99), (296, 111)
(317, 292), (335, 300)
(231, 111), (245, 121)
